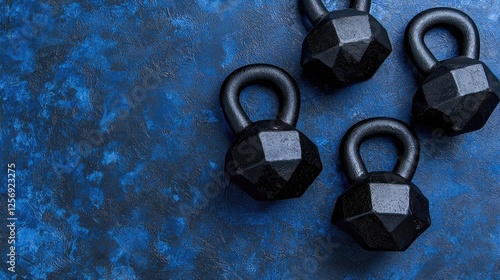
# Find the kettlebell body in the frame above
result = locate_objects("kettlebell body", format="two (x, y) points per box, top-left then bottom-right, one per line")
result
(331, 118), (431, 251)
(221, 64), (323, 201)
(406, 8), (499, 135)
(301, 0), (392, 84)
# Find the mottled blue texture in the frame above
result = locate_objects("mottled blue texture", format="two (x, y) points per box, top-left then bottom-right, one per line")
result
(0, 0), (499, 279)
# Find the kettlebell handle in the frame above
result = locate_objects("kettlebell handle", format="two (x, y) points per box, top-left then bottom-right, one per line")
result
(220, 64), (300, 135)
(302, 0), (371, 26)
(405, 7), (480, 76)
(340, 118), (420, 184)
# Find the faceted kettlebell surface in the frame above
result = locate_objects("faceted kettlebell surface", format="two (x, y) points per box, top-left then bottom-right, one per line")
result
(413, 57), (500, 135)
(331, 172), (431, 251)
(225, 120), (323, 201)
(301, 9), (392, 84)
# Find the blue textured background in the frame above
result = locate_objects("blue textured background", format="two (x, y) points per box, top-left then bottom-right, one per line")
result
(1, 0), (499, 279)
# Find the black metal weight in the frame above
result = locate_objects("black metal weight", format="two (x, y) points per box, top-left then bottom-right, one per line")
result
(300, 0), (392, 84)
(220, 64), (323, 201)
(405, 7), (500, 136)
(331, 118), (431, 251)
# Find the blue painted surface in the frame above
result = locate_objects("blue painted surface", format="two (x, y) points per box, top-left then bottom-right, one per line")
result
(0, 0), (499, 279)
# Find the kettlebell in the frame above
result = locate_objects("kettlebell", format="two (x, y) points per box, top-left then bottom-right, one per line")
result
(405, 7), (499, 136)
(220, 64), (323, 201)
(331, 117), (431, 251)
(300, 0), (392, 84)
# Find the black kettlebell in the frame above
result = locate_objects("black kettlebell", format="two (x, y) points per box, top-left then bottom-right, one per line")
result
(220, 64), (323, 201)
(300, 0), (392, 84)
(331, 117), (431, 251)
(405, 7), (499, 136)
